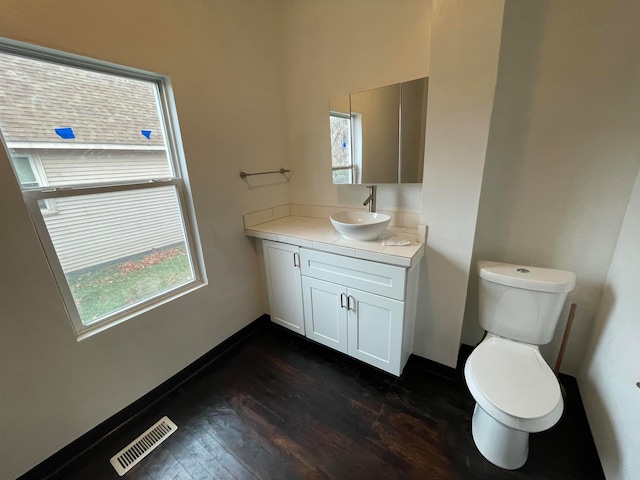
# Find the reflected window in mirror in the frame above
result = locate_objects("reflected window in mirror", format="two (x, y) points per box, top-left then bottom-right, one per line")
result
(330, 94), (362, 184)
(330, 111), (355, 184)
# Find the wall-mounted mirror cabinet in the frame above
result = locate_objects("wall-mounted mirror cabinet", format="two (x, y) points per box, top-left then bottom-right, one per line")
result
(329, 77), (428, 184)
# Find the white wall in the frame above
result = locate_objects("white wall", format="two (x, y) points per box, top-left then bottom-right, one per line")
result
(415, 0), (505, 367)
(0, 2), (288, 478)
(462, 0), (640, 375)
(279, 0), (431, 213)
(580, 169), (640, 480)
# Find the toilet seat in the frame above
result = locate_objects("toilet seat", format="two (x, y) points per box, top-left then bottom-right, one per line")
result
(465, 336), (563, 433)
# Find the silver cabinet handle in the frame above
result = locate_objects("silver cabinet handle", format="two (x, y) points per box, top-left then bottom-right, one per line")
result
(293, 252), (300, 267)
(340, 293), (346, 309)
(347, 295), (355, 312)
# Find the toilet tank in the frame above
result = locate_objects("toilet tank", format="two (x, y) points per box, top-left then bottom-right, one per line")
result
(477, 261), (576, 345)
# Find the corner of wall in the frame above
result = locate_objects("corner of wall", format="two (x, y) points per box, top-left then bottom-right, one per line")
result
(413, 0), (505, 367)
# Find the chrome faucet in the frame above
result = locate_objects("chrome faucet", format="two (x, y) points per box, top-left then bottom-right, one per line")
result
(363, 185), (377, 212)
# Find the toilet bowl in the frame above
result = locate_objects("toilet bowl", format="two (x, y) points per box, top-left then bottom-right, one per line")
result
(465, 260), (575, 469)
(464, 334), (563, 469)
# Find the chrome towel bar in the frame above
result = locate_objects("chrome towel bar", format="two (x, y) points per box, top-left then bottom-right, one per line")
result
(239, 168), (290, 179)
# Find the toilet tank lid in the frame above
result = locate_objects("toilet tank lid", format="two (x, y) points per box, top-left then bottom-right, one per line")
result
(478, 261), (576, 293)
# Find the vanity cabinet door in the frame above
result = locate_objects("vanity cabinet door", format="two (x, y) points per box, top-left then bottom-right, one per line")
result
(263, 240), (305, 335)
(346, 288), (405, 375)
(301, 276), (348, 354)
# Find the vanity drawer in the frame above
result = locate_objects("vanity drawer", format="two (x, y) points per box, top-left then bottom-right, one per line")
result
(300, 249), (406, 301)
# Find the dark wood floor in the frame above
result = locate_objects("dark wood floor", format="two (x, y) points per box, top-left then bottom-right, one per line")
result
(49, 323), (604, 480)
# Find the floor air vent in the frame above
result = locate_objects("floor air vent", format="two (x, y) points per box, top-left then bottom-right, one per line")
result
(110, 416), (177, 476)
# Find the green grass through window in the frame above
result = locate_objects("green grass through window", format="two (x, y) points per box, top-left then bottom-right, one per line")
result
(66, 246), (193, 324)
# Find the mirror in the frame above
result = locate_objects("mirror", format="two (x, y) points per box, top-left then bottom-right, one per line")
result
(329, 77), (428, 184)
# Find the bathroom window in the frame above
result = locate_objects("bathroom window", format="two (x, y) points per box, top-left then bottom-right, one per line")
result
(0, 40), (206, 339)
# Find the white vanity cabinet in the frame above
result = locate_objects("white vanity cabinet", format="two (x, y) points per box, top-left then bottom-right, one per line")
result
(300, 249), (416, 376)
(262, 240), (305, 335)
(253, 218), (422, 377)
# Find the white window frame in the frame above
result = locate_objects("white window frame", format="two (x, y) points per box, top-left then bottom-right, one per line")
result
(350, 112), (363, 184)
(0, 38), (207, 340)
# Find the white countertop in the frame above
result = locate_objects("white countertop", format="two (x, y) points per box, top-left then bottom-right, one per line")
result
(245, 215), (424, 268)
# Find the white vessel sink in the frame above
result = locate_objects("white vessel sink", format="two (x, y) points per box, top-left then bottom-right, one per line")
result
(330, 211), (391, 241)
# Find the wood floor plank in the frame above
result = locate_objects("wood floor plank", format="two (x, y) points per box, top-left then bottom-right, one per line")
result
(190, 424), (257, 480)
(167, 428), (227, 480)
(200, 410), (296, 480)
(142, 448), (186, 480)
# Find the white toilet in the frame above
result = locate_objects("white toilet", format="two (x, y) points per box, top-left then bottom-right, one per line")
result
(464, 260), (576, 470)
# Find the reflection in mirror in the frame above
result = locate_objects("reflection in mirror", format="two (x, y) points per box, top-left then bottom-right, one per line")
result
(329, 96), (353, 184)
(401, 77), (429, 183)
(351, 84), (400, 184)
(329, 77), (428, 185)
